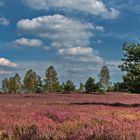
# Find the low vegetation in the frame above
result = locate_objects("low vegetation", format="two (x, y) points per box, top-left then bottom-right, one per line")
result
(0, 94), (140, 140)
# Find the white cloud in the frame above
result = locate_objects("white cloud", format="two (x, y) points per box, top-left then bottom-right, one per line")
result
(59, 47), (93, 56)
(17, 15), (95, 42)
(22, 0), (120, 19)
(62, 54), (104, 64)
(17, 15), (99, 44)
(14, 38), (43, 47)
(103, 8), (120, 19)
(0, 17), (10, 26)
(0, 70), (11, 75)
(95, 26), (105, 32)
(0, 58), (17, 67)
(17, 14), (103, 63)
(106, 60), (123, 67)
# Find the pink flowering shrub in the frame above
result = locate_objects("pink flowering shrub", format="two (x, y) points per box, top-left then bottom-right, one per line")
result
(0, 93), (140, 139)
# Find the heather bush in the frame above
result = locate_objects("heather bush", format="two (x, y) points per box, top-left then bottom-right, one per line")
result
(0, 94), (140, 140)
(12, 125), (46, 140)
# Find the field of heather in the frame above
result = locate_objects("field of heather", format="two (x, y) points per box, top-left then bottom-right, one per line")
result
(0, 93), (140, 140)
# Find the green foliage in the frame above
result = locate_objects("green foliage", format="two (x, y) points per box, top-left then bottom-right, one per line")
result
(23, 69), (38, 93)
(95, 82), (104, 93)
(36, 76), (44, 93)
(0, 62), (130, 94)
(1, 78), (9, 93)
(14, 74), (22, 93)
(98, 65), (111, 92)
(79, 83), (84, 92)
(85, 77), (96, 93)
(113, 82), (126, 92)
(57, 82), (65, 92)
(63, 80), (76, 93)
(44, 66), (60, 93)
(1, 74), (21, 94)
(119, 43), (140, 93)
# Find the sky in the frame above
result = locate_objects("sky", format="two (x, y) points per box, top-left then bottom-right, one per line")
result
(0, 0), (140, 85)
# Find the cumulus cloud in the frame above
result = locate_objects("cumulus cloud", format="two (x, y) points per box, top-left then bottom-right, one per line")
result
(59, 47), (93, 56)
(0, 17), (10, 26)
(0, 70), (11, 75)
(22, 0), (120, 19)
(14, 38), (43, 47)
(0, 58), (17, 67)
(17, 14), (103, 63)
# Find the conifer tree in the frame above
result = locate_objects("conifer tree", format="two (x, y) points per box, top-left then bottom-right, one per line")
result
(23, 69), (38, 93)
(45, 66), (60, 93)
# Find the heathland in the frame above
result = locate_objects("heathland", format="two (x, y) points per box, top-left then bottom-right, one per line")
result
(0, 93), (140, 140)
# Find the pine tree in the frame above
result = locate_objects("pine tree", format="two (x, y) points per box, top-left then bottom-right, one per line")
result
(23, 69), (38, 93)
(119, 43), (140, 93)
(36, 76), (43, 93)
(85, 77), (96, 93)
(63, 80), (76, 93)
(14, 73), (22, 94)
(1, 78), (9, 93)
(79, 83), (84, 92)
(44, 66), (60, 93)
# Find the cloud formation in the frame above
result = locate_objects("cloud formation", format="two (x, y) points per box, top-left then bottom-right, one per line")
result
(0, 17), (10, 26)
(59, 47), (93, 56)
(0, 70), (11, 75)
(0, 58), (17, 67)
(17, 14), (103, 63)
(14, 38), (43, 47)
(22, 0), (120, 19)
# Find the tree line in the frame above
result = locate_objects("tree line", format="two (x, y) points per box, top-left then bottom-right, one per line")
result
(1, 65), (111, 94)
(1, 42), (140, 94)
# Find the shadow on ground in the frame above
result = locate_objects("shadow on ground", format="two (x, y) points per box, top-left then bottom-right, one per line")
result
(69, 102), (140, 108)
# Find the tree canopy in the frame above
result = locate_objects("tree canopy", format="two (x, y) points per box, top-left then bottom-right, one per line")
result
(119, 43), (140, 93)
(23, 69), (38, 93)
(45, 66), (60, 93)
(85, 77), (96, 93)
(63, 80), (76, 93)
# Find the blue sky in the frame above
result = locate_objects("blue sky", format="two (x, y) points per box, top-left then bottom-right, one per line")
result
(0, 0), (140, 85)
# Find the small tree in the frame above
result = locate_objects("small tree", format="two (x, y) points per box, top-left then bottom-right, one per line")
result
(98, 65), (110, 92)
(113, 82), (126, 92)
(36, 76), (44, 93)
(1, 78), (9, 93)
(1, 74), (21, 94)
(79, 83), (84, 92)
(57, 82), (65, 92)
(63, 80), (76, 93)
(85, 77), (96, 93)
(44, 66), (60, 93)
(14, 73), (22, 94)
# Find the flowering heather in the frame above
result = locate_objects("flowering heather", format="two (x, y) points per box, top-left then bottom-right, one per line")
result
(0, 93), (140, 140)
